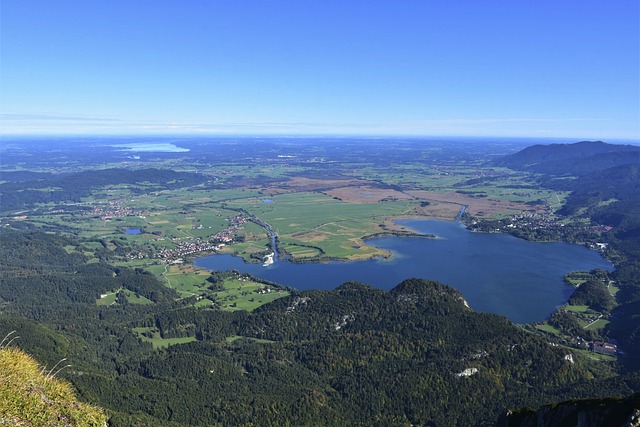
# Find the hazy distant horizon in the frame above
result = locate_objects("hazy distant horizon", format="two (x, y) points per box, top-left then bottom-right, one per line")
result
(1, 133), (639, 146)
(1, 117), (638, 142)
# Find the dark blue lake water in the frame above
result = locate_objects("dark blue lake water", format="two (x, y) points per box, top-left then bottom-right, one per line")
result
(195, 219), (613, 323)
(125, 228), (142, 235)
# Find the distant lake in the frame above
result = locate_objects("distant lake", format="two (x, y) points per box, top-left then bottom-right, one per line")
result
(125, 228), (142, 235)
(195, 219), (613, 323)
(112, 143), (190, 152)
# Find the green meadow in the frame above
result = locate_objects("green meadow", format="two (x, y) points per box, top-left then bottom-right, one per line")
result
(564, 304), (590, 313)
(535, 324), (561, 335)
(211, 277), (289, 311)
(585, 318), (610, 331)
(225, 191), (419, 260)
(96, 289), (153, 306)
(132, 327), (198, 349)
(148, 264), (289, 311)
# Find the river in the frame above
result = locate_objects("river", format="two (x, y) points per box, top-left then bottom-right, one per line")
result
(195, 219), (613, 323)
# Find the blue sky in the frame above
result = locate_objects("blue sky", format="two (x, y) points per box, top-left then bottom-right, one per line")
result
(1, 1), (638, 140)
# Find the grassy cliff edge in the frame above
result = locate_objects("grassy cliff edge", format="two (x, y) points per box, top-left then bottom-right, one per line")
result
(0, 345), (107, 427)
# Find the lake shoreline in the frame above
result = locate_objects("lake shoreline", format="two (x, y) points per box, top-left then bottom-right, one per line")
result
(194, 218), (613, 324)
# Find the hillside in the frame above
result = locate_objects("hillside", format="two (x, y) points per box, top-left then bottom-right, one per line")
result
(0, 167), (209, 212)
(78, 280), (595, 425)
(0, 344), (107, 426)
(494, 141), (640, 175)
(1, 225), (638, 425)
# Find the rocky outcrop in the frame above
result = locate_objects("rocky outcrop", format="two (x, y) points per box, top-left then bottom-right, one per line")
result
(497, 393), (640, 427)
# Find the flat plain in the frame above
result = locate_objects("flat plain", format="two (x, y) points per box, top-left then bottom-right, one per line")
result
(0, 138), (570, 314)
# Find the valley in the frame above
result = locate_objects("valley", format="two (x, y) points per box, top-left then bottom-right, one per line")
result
(1, 137), (639, 425)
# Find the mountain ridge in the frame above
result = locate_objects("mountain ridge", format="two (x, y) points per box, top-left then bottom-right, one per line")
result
(495, 141), (640, 175)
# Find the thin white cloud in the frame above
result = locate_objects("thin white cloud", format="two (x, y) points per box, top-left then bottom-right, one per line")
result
(0, 112), (629, 140)
(402, 118), (609, 126)
(0, 113), (124, 122)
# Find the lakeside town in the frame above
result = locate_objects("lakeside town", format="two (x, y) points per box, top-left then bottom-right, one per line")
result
(467, 211), (613, 250)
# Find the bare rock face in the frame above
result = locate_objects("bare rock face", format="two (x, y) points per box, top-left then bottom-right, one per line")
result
(497, 393), (640, 427)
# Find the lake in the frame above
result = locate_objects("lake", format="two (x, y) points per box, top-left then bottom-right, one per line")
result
(112, 142), (190, 152)
(195, 219), (613, 323)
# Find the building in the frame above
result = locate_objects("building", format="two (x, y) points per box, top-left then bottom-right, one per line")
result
(591, 341), (617, 355)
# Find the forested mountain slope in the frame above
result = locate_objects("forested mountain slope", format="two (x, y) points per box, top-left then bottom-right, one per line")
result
(0, 168), (209, 211)
(0, 228), (634, 425)
(495, 140), (640, 175)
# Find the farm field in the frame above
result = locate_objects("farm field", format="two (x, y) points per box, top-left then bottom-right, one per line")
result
(10, 152), (556, 267)
(2, 138), (577, 314)
(225, 191), (421, 260)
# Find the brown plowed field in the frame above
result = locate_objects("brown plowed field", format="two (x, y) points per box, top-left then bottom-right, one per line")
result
(324, 186), (414, 203)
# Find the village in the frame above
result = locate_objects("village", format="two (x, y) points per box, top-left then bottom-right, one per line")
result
(90, 199), (142, 219)
(146, 214), (249, 263)
(505, 212), (613, 235)
(468, 211), (614, 248)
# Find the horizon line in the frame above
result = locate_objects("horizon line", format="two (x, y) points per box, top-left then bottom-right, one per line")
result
(1, 133), (639, 144)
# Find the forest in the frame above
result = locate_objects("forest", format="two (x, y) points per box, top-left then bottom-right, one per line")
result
(3, 230), (639, 425)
